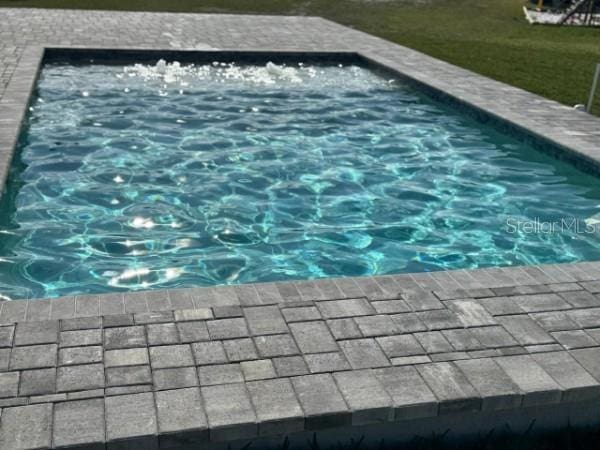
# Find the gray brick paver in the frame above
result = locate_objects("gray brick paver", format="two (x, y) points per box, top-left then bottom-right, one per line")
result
(416, 362), (481, 414)
(201, 383), (257, 441)
(247, 378), (304, 436)
(374, 366), (438, 420)
(289, 321), (338, 354)
(105, 392), (157, 445)
(291, 373), (351, 429)
(494, 355), (562, 406)
(0, 403), (52, 450)
(155, 387), (208, 445)
(53, 399), (105, 449)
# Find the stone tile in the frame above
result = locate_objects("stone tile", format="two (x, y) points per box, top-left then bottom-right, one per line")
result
(29, 393), (67, 404)
(530, 311), (578, 332)
(155, 388), (208, 446)
(57, 364), (104, 392)
(106, 365), (152, 387)
(135, 311), (174, 325)
(14, 320), (58, 346)
(212, 305), (243, 319)
(327, 318), (362, 340)
(244, 305), (288, 335)
(418, 310), (463, 331)
(570, 348), (600, 380)
(255, 334), (299, 358)
(401, 290), (444, 311)
(470, 326), (519, 348)
(477, 297), (524, 316)
(497, 315), (555, 345)
(455, 358), (522, 411)
(532, 351), (600, 402)
(241, 359), (276, 381)
(580, 280), (600, 293)
(19, 368), (56, 396)
(198, 363), (244, 386)
(559, 290), (600, 308)
(414, 331), (454, 354)
(174, 308), (213, 322)
(292, 373), (350, 430)
(416, 362), (481, 414)
(0, 325), (14, 348)
(104, 326), (146, 350)
(61, 316), (102, 331)
(374, 366), (438, 420)
(177, 321), (210, 343)
(53, 399), (105, 449)
(282, 306), (321, 323)
(339, 339), (390, 369)
(105, 386), (152, 397)
(103, 314), (134, 328)
(105, 392), (157, 446)
(223, 338), (258, 362)
(376, 334), (425, 358)
(430, 351), (470, 362)
(192, 341), (228, 366)
(354, 315), (397, 337)
(273, 356), (309, 377)
(552, 330), (598, 349)
(247, 378), (304, 436)
(201, 383), (257, 441)
(58, 346), (102, 366)
(207, 318), (249, 340)
(434, 288), (494, 300)
(59, 328), (102, 348)
(333, 369), (392, 425)
(495, 355), (562, 406)
(0, 404), (52, 450)
(568, 308), (600, 328)
(153, 367), (199, 390)
(146, 323), (179, 346)
(305, 352), (350, 373)
(526, 344), (564, 354)
(390, 313), (428, 333)
(149, 344), (194, 369)
(10, 344), (57, 370)
(547, 282), (582, 293)
(371, 299), (410, 314)
(511, 294), (571, 313)
(67, 389), (105, 401)
(446, 300), (496, 327)
(442, 329), (483, 351)
(391, 355), (432, 366)
(104, 348), (149, 367)
(289, 321), (338, 353)
(0, 348), (9, 371)
(0, 371), (19, 398)
(317, 298), (375, 319)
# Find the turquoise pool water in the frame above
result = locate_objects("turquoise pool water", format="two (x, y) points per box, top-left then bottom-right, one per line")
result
(1, 59), (600, 299)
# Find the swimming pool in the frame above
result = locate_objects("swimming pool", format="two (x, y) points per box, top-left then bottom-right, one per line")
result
(1, 55), (599, 299)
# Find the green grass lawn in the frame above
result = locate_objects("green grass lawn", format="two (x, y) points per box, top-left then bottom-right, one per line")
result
(1, 0), (599, 115)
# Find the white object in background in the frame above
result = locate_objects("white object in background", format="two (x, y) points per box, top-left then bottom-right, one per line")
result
(586, 63), (600, 113)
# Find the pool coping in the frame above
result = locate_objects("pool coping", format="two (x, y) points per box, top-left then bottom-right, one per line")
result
(0, 13), (599, 449)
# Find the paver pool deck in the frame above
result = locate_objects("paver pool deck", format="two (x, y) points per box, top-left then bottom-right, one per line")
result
(1, 7), (600, 450)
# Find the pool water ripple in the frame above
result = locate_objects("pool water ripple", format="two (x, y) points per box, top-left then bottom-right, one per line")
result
(1, 61), (599, 298)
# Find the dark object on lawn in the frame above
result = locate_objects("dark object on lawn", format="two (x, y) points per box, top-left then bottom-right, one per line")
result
(559, 0), (600, 24)
(530, 0), (573, 10)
